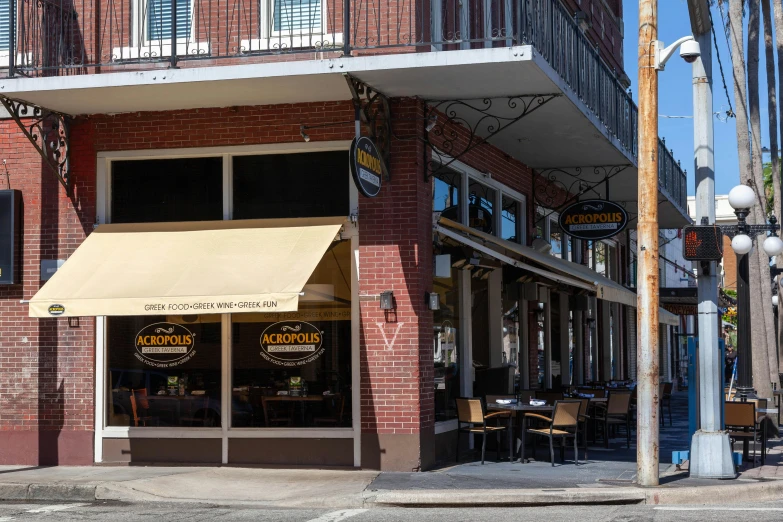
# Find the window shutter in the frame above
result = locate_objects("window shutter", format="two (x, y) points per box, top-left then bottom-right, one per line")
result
(148, 0), (192, 41)
(273, 0), (322, 33)
(0, 0), (10, 52)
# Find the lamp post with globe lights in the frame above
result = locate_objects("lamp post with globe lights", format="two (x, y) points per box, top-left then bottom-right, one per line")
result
(723, 185), (783, 400)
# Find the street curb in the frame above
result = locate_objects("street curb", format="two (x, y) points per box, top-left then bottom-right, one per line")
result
(364, 480), (783, 507)
(0, 483), (98, 502)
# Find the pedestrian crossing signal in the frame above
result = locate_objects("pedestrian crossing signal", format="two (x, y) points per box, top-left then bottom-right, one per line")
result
(682, 225), (724, 261)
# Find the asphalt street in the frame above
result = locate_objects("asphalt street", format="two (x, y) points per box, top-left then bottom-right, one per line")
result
(1, 501), (783, 522)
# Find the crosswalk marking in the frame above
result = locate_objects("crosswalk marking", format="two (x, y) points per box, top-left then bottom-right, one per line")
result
(305, 509), (368, 522)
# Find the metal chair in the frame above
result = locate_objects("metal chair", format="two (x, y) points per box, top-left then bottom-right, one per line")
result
(659, 382), (673, 427)
(455, 398), (510, 464)
(522, 400), (582, 466)
(129, 389), (158, 427)
(594, 390), (632, 448)
(725, 401), (758, 468)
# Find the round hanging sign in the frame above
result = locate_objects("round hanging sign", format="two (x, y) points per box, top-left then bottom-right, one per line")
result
(350, 137), (383, 198)
(558, 199), (628, 241)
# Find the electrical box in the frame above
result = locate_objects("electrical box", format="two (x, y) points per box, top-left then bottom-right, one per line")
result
(0, 190), (22, 285)
(682, 225), (724, 261)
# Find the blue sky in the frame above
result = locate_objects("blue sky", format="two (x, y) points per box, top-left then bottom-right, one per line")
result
(623, 0), (760, 196)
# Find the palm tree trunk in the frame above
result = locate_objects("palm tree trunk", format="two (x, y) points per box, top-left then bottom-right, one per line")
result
(747, 0), (775, 400)
(733, 0), (775, 400)
(762, 0), (782, 387)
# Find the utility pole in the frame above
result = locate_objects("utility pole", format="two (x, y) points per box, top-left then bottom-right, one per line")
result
(637, 0), (660, 487)
(686, 0), (737, 479)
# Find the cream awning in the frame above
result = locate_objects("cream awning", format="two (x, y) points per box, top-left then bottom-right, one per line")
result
(436, 218), (677, 323)
(29, 218), (344, 318)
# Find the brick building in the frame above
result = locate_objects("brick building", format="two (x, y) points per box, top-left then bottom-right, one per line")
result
(0, 0), (689, 469)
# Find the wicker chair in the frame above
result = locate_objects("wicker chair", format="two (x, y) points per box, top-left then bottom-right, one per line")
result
(594, 390), (632, 448)
(456, 398), (510, 464)
(725, 401), (757, 468)
(522, 400), (582, 466)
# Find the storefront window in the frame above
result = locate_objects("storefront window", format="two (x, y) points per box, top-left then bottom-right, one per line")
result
(107, 316), (222, 427)
(535, 207), (547, 241)
(468, 180), (496, 234)
(433, 267), (460, 422)
(433, 170), (461, 223)
(501, 196), (520, 243)
(230, 240), (352, 428)
(233, 152), (349, 219)
(111, 158), (223, 223)
(595, 242), (607, 276)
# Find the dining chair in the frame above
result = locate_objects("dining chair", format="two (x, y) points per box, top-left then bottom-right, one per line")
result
(725, 401), (758, 468)
(580, 388), (606, 399)
(455, 398), (510, 464)
(129, 389), (157, 427)
(575, 398), (591, 459)
(522, 400), (581, 466)
(261, 397), (294, 427)
(594, 390), (632, 448)
(659, 382), (673, 427)
(313, 394), (346, 426)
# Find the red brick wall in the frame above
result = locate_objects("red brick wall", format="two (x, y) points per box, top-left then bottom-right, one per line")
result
(561, 0), (626, 74)
(0, 119), (96, 465)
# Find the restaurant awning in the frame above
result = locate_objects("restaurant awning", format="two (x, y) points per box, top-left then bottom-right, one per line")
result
(436, 217), (678, 324)
(29, 218), (344, 318)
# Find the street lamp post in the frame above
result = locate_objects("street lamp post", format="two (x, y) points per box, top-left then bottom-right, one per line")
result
(723, 185), (783, 400)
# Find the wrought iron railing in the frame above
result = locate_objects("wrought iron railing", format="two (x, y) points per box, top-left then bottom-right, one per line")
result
(658, 138), (688, 212)
(0, 0), (686, 212)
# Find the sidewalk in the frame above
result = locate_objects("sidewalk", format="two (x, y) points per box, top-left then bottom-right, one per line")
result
(0, 395), (780, 508)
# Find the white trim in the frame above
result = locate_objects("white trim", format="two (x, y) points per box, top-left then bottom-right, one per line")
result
(94, 316), (106, 463)
(102, 427), (222, 438)
(96, 140), (352, 161)
(240, 34), (344, 53)
(350, 230), (361, 467)
(434, 419), (458, 435)
(227, 428), (354, 438)
(436, 152), (528, 203)
(221, 314), (231, 463)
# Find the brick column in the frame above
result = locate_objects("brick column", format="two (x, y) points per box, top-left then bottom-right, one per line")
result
(358, 99), (435, 471)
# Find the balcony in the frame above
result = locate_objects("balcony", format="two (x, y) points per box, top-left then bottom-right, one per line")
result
(0, 0), (688, 223)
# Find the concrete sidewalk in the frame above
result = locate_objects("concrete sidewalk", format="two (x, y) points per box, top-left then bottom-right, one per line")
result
(0, 440), (780, 508)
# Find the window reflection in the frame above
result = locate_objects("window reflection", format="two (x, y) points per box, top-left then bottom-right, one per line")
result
(501, 196), (520, 243)
(433, 170), (461, 223)
(433, 267), (460, 422)
(550, 220), (563, 258)
(468, 179), (496, 234)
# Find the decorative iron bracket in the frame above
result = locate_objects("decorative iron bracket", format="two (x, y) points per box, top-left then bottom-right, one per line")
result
(423, 94), (561, 181)
(344, 74), (391, 181)
(0, 96), (71, 194)
(532, 164), (631, 224)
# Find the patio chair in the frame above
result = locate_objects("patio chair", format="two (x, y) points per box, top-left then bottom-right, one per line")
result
(659, 382), (673, 427)
(725, 401), (757, 468)
(575, 397), (591, 459)
(455, 398), (510, 464)
(484, 395), (514, 423)
(522, 400), (581, 466)
(593, 390), (632, 448)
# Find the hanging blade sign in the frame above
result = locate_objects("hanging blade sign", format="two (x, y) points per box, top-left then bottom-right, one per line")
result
(558, 199), (629, 241)
(350, 137), (383, 198)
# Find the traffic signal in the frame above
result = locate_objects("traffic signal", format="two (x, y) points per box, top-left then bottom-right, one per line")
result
(682, 225), (724, 261)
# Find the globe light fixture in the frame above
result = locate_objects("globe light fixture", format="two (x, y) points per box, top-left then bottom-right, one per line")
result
(732, 234), (753, 255)
(763, 236), (783, 257)
(728, 184), (757, 210)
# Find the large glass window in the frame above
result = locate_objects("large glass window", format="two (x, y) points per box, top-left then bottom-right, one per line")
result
(594, 242), (607, 276)
(111, 158), (223, 223)
(230, 240), (352, 428)
(433, 267), (460, 422)
(468, 180), (496, 234)
(233, 152), (349, 219)
(107, 316), (222, 427)
(0, 0), (9, 52)
(433, 169), (461, 222)
(549, 219), (563, 258)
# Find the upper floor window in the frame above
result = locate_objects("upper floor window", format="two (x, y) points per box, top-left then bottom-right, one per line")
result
(433, 169), (462, 223)
(274, 0), (322, 33)
(468, 179), (495, 235)
(147, 0), (192, 41)
(501, 196), (521, 243)
(0, 0), (10, 52)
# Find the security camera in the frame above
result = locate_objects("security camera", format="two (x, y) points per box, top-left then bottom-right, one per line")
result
(679, 39), (701, 63)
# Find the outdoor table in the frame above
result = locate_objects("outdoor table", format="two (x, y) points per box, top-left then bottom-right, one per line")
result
(773, 390), (783, 424)
(488, 403), (553, 462)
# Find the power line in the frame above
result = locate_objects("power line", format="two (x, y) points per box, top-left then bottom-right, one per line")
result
(710, 4), (736, 119)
